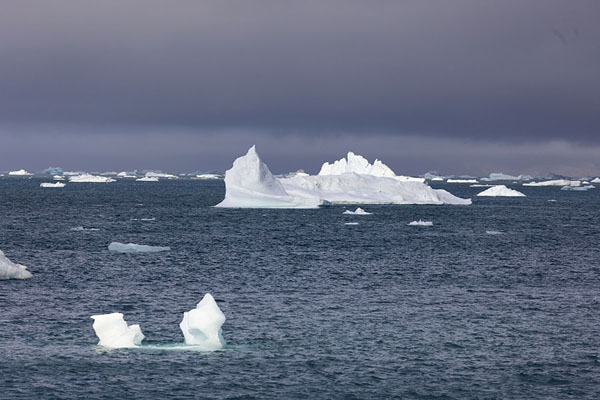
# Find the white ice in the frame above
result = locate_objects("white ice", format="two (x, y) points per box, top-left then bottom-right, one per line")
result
(179, 293), (227, 350)
(318, 151), (423, 182)
(481, 173), (533, 182)
(486, 230), (503, 235)
(523, 179), (580, 187)
(69, 174), (116, 183)
(470, 184), (493, 187)
(8, 169), (33, 176)
(591, 177), (600, 183)
(145, 172), (178, 179)
(0, 250), (32, 280)
(343, 207), (372, 215)
(108, 242), (171, 253)
(476, 185), (526, 197)
(344, 222), (359, 225)
(216, 146), (470, 208)
(117, 171), (137, 178)
(446, 179), (478, 183)
(136, 177), (159, 182)
(195, 174), (222, 180)
(53, 175), (65, 181)
(408, 220), (433, 226)
(561, 185), (595, 191)
(90, 313), (145, 348)
(71, 226), (100, 231)
(40, 182), (65, 188)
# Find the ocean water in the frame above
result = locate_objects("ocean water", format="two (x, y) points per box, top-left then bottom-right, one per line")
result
(1, 178), (599, 399)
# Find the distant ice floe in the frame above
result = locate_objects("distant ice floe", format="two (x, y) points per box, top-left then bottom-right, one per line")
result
(446, 179), (478, 183)
(69, 174), (116, 183)
(8, 169), (33, 176)
(486, 230), (503, 235)
(481, 173), (533, 182)
(523, 179), (580, 187)
(180, 294), (227, 350)
(216, 146), (471, 208)
(470, 184), (493, 187)
(344, 222), (359, 225)
(130, 218), (155, 221)
(91, 313), (145, 348)
(145, 172), (177, 179)
(548, 199), (557, 202)
(117, 171), (137, 178)
(136, 177), (159, 182)
(408, 220), (433, 226)
(477, 185), (526, 197)
(195, 174), (222, 180)
(561, 185), (595, 191)
(591, 177), (600, 183)
(71, 226), (100, 231)
(108, 242), (170, 253)
(343, 207), (372, 215)
(53, 175), (65, 181)
(40, 182), (66, 188)
(42, 167), (64, 175)
(0, 250), (32, 280)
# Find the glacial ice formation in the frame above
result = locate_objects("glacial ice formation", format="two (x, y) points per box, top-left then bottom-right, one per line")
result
(136, 177), (159, 182)
(523, 179), (580, 187)
(318, 152), (423, 182)
(108, 242), (171, 253)
(0, 250), (32, 280)
(446, 179), (478, 183)
(591, 177), (600, 183)
(216, 146), (471, 208)
(69, 174), (116, 183)
(481, 173), (533, 182)
(8, 169), (33, 176)
(195, 174), (222, 180)
(145, 172), (177, 179)
(476, 185), (526, 197)
(408, 220), (433, 226)
(343, 207), (372, 215)
(180, 294), (227, 350)
(53, 175), (65, 181)
(561, 185), (595, 191)
(117, 171), (137, 178)
(40, 182), (66, 188)
(42, 167), (64, 175)
(90, 313), (145, 348)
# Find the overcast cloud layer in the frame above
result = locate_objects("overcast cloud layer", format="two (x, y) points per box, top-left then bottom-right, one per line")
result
(1, 1), (599, 174)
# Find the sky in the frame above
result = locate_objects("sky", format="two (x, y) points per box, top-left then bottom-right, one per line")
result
(1, 1), (599, 176)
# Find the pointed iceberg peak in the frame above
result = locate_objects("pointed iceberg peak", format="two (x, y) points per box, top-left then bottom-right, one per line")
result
(319, 152), (396, 177)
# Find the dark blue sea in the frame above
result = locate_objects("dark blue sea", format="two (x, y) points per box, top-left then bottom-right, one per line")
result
(1, 178), (599, 399)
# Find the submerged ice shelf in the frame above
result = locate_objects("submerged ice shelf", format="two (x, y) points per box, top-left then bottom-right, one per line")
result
(0, 250), (32, 280)
(216, 146), (471, 208)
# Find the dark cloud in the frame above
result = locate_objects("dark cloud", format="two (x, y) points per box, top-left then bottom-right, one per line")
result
(1, 0), (599, 143)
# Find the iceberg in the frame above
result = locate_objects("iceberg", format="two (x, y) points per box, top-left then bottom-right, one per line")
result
(476, 185), (526, 197)
(408, 220), (433, 226)
(0, 250), (32, 280)
(42, 167), (64, 175)
(108, 242), (171, 253)
(319, 152), (424, 182)
(470, 184), (493, 187)
(591, 177), (600, 183)
(69, 174), (116, 183)
(90, 313), (145, 348)
(195, 173), (222, 180)
(179, 294), (226, 350)
(117, 171), (137, 178)
(145, 172), (178, 179)
(481, 173), (533, 182)
(8, 169), (33, 176)
(71, 226), (100, 231)
(561, 185), (595, 191)
(343, 207), (372, 215)
(136, 177), (159, 182)
(344, 222), (359, 225)
(523, 179), (580, 187)
(446, 178), (478, 183)
(40, 182), (66, 188)
(216, 146), (470, 208)
(53, 175), (65, 181)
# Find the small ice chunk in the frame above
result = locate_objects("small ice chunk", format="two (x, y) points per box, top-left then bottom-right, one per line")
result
(343, 207), (372, 215)
(344, 222), (359, 225)
(0, 250), (32, 280)
(136, 177), (159, 182)
(90, 313), (145, 348)
(40, 182), (66, 188)
(476, 185), (525, 197)
(180, 294), (227, 350)
(69, 174), (115, 183)
(446, 179), (477, 183)
(8, 169), (33, 176)
(560, 185), (595, 191)
(108, 242), (170, 253)
(408, 220), (433, 226)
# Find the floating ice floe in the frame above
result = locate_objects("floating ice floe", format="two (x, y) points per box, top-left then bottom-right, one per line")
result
(42, 167), (64, 175)
(481, 173), (533, 182)
(53, 175), (65, 181)
(486, 230), (503, 235)
(216, 146), (471, 208)
(8, 169), (33, 176)
(470, 184), (493, 187)
(90, 313), (145, 348)
(108, 242), (171, 253)
(446, 179), (478, 183)
(145, 172), (178, 179)
(591, 177), (600, 183)
(69, 174), (116, 183)
(343, 207), (372, 215)
(344, 222), (359, 225)
(0, 250), (32, 280)
(40, 182), (66, 188)
(561, 185), (595, 191)
(476, 185), (526, 197)
(136, 177), (159, 182)
(195, 174), (222, 180)
(130, 218), (155, 221)
(523, 179), (580, 187)
(408, 220), (433, 226)
(117, 171), (137, 178)
(180, 294), (227, 350)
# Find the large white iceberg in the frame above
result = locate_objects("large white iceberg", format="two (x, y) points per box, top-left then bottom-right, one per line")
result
(0, 250), (32, 280)
(40, 182), (66, 188)
(216, 146), (471, 208)
(108, 242), (171, 253)
(90, 313), (145, 348)
(523, 179), (580, 187)
(8, 169), (33, 176)
(179, 294), (226, 350)
(69, 174), (115, 183)
(476, 185), (526, 197)
(319, 152), (423, 182)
